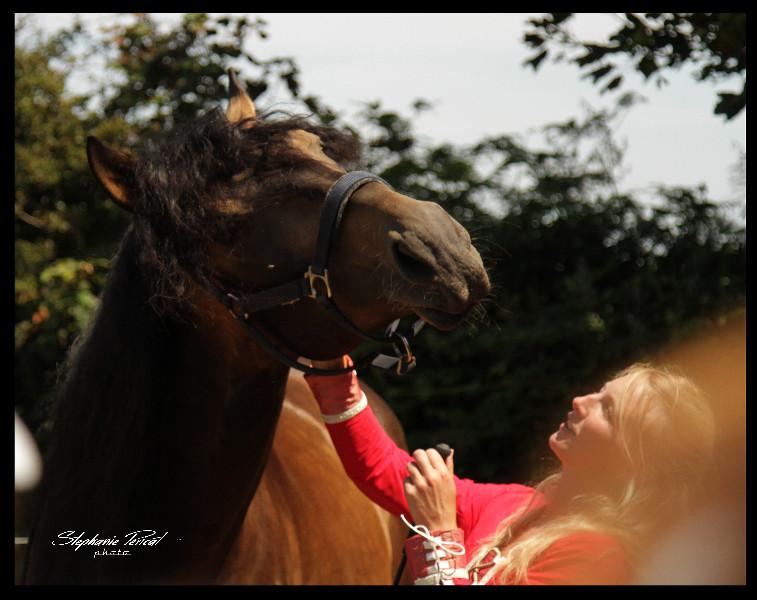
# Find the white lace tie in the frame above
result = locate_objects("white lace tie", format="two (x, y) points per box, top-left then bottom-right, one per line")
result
(401, 514), (467, 584)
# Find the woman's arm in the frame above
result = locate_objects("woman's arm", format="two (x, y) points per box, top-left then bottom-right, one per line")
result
(402, 447), (471, 585)
(305, 357), (526, 523)
(305, 357), (415, 516)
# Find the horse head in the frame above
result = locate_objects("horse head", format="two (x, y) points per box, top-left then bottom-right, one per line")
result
(86, 70), (491, 363)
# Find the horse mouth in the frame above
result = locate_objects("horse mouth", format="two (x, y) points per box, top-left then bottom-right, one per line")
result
(414, 306), (472, 331)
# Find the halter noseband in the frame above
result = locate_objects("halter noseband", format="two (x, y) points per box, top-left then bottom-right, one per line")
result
(201, 171), (426, 377)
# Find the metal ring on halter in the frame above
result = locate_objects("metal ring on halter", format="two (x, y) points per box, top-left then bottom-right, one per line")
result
(396, 356), (417, 376)
(391, 332), (416, 375)
(392, 331), (413, 361)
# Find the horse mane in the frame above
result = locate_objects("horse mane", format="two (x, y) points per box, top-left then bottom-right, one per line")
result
(26, 232), (173, 580)
(27, 107), (362, 582)
(128, 107), (362, 319)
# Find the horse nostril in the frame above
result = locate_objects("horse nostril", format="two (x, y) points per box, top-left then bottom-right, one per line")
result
(392, 240), (436, 283)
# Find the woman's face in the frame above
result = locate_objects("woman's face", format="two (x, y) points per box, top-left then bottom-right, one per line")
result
(548, 375), (632, 478)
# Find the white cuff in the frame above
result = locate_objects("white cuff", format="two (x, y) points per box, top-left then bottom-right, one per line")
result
(321, 391), (368, 424)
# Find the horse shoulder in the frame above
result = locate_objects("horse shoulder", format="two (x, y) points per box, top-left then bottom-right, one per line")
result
(217, 371), (406, 583)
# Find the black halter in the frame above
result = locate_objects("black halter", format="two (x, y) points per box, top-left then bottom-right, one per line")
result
(201, 171), (426, 377)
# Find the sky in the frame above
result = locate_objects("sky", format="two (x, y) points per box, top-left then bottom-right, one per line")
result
(18, 13), (746, 209)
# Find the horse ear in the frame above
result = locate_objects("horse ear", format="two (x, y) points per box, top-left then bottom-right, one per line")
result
(86, 136), (137, 212)
(226, 68), (256, 127)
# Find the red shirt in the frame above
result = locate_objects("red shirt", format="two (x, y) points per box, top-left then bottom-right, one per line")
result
(310, 373), (632, 585)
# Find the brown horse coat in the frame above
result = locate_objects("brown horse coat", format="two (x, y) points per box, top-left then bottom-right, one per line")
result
(218, 373), (408, 584)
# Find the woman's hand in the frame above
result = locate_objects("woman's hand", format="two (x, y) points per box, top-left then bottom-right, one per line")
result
(308, 355), (353, 370)
(404, 448), (458, 531)
(303, 355), (361, 416)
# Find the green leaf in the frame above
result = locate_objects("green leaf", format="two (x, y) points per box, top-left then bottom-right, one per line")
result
(584, 63), (614, 83)
(602, 75), (623, 93)
(524, 49), (548, 71)
(637, 53), (658, 78)
(714, 88), (746, 120)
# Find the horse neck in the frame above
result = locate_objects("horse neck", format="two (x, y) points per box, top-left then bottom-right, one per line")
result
(152, 300), (290, 580)
(28, 233), (290, 583)
(164, 286), (292, 516)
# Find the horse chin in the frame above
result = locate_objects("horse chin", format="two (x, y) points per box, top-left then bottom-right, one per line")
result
(414, 306), (472, 331)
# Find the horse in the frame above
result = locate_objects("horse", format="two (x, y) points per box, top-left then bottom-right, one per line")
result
(23, 71), (491, 584)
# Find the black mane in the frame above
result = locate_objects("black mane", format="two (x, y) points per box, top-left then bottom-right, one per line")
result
(129, 108), (362, 319)
(25, 232), (177, 582)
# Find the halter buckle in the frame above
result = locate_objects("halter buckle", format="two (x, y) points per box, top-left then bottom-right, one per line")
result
(305, 266), (332, 299)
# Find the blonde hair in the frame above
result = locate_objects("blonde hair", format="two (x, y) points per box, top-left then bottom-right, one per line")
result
(466, 363), (716, 585)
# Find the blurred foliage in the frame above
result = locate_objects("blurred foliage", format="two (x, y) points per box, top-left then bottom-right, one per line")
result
(15, 14), (745, 483)
(523, 13), (746, 120)
(359, 96), (745, 483)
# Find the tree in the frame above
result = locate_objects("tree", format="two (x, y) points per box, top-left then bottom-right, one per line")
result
(15, 36), (115, 444)
(523, 13), (746, 120)
(358, 97), (744, 483)
(15, 14), (745, 485)
(14, 13), (314, 447)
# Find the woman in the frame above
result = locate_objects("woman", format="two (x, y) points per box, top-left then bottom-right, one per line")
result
(304, 357), (715, 585)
